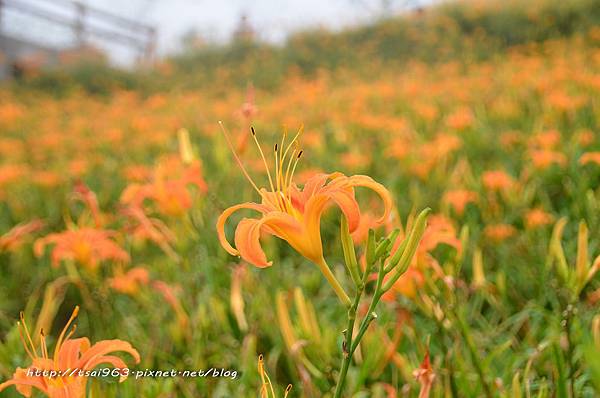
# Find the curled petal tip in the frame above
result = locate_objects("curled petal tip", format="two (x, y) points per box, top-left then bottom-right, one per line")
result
(255, 260), (274, 268)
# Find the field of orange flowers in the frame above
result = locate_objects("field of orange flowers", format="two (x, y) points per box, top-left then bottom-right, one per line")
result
(1, 2), (600, 397)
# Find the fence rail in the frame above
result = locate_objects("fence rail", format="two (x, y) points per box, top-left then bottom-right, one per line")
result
(0, 0), (156, 62)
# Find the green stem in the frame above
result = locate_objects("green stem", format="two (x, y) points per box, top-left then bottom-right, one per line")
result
(334, 260), (386, 398)
(455, 310), (493, 398)
(350, 311), (377, 355)
(333, 290), (362, 398)
(564, 303), (576, 398)
(315, 257), (351, 307)
(351, 268), (385, 354)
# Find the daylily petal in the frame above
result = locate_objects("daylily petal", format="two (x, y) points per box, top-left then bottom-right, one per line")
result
(303, 193), (331, 259)
(82, 354), (128, 370)
(82, 355), (131, 381)
(47, 382), (84, 398)
(235, 218), (272, 267)
(261, 212), (313, 260)
(329, 188), (361, 232)
(0, 367), (48, 397)
(58, 338), (91, 369)
(346, 175), (393, 223)
(216, 202), (269, 256)
(287, 184), (303, 211)
(234, 213), (310, 267)
(33, 235), (51, 258)
(76, 339), (140, 370)
(301, 173), (333, 204)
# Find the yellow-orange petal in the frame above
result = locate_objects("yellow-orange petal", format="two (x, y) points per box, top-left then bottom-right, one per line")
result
(300, 173), (332, 204)
(76, 339), (140, 370)
(234, 218), (272, 268)
(33, 236), (49, 258)
(85, 355), (131, 381)
(58, 337), (91, 369)
(303, 193), (333, 251)
(261, 212), (310, 258)
(580, 152), (600, 165)
(0, 367), (47, 396)
(346, 175), (393, 224)
(329, 188), (361, 232)
(216, 202), (269, 257)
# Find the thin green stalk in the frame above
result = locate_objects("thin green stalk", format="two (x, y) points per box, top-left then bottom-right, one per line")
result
(351, 260), (386, 354)
(454, 310), (493, 398)
(564, 303), (576, 398)
(333, 285), (363, 398)
(315, 257), (351, 307)
(333, 210), (429, 397)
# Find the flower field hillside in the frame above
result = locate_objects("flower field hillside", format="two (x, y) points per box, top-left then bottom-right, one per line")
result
(1, 0), (600, 396)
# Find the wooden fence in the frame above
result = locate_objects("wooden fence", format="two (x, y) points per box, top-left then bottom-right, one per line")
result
(0, 0), (156, 63)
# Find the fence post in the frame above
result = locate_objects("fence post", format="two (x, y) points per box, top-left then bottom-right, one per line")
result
(74, 1), (86, 47)
(0, 0), (4, 33)
(144, 27), (156, 64)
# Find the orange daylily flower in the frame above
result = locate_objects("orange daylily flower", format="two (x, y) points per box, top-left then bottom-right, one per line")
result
(0, 306), (140, 398)
(122, 164), (153, 182)
(482, 170), (514, 191)
(415, 215), (462, 261)
(386, 137), (411, 160)
(524, 208), (554, 229)
(32, 170), (62, 188)
(35, 228), (129, 270)
(239, 83), (258, 120)
(217, 126), (392, 305)
(575, 129), (594, 147)
(0, 219), (45, 252)
(413, 102), (438, 122)
(351, 209), (393, 245)
(121, 155), (207, 217)
(121, 206), (178, 261)
(294, 167), (324, 185)
(383, 215), (460, 300)
(300, 130), (323, 150)
(409, 134), (462, 179)
(235, 83), (258, 154)
(580, 152), (600, 166)
(529, 129), (561, 149)
(530, 149), (567, 169)
(413, 348), (435, 398)
(383, 267), (425, 299)
(0, 164), (28, 188)
(67, 159), (88, 178)
(588, 288), (600, 305)
(72, 181), (103, 227)
(380, 383), (399, 398)
(109, 266), (151, 295)
(484, 223), (517, 242)
(499, 131), (521, 149)
(445, 106), (474, 130)
(341, 152), (370, 170)
(442, 189), (478, 215)
(152, 281), (189, 330)
(0, 102), (24, 125)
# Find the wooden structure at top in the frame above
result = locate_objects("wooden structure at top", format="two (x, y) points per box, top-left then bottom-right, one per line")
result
(0, 0), (156, 74)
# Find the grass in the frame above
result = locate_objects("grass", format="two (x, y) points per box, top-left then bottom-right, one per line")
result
(0, 0), (600, 396)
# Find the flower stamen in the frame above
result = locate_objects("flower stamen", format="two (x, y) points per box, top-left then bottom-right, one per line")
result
(250, 127), (276, 193)
(39, 329), (49, 360)
(218, 121), (262, 195)
(18, 312), (37, 360)
(53, 306), (79, 363)
(17, 324), (36, 361)
(286, 150), (303, 195)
